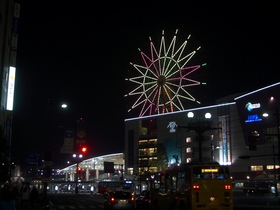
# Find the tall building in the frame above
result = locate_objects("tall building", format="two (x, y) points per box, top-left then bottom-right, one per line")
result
(0, 0), (20, 183)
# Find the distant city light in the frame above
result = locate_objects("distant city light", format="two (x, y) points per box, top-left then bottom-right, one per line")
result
(61, 104), (67, 108)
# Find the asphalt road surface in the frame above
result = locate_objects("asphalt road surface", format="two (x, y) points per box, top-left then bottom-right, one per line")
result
(42, 191), (280, 210)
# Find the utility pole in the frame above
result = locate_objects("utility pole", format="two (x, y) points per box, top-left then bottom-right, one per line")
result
(75, 162), (79, 194)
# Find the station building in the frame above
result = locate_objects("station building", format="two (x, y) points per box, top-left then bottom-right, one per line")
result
(124, 82), (280, 189)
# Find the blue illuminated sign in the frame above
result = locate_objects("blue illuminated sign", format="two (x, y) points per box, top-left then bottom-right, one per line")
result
(245, 114), (262, 123)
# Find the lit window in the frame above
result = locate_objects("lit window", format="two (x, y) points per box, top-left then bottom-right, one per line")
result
(267, 165), (280, 169)
(250, 165), (263, 171)
(186, 137), (192, 143)
(186, 147), (192, 153)
(186, 158), (192, 163)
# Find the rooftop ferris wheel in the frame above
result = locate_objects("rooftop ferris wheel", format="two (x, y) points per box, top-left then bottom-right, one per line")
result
(125, 29), (207, 117)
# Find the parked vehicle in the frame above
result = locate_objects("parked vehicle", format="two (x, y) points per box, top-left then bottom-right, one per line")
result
(243, 182), (271, 194)
(104, 190), (136, 210)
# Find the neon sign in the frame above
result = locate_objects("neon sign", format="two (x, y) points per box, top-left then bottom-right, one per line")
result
(245, 102), (261, 111)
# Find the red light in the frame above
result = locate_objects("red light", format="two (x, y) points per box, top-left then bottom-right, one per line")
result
(130, 197), (135, 203)
(81, 147), (87, 153)
(110, 197), (115, 204)
(193, 184), (200, 189)
(224, 184), (231, 190)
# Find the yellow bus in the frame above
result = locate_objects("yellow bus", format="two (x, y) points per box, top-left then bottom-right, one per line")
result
(152, 162), (233, 210)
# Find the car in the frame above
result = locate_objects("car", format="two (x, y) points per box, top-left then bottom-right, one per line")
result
(104, 190), (136, 210)
(135, 190), (151, 210)
(243, 182), (270, 194)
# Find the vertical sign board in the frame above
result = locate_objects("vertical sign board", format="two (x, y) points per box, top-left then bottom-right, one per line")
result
(60, 130), (74, 154)
(6, 67), (16, 111)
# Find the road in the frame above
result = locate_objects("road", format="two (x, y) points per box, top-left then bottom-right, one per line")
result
(233, 190), (280, 209)
(42, 191), (280, 210)
(47, 193), (104, 209)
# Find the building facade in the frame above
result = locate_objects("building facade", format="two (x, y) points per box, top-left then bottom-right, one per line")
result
(125, 82), (280, 187)
(0, 0), (20, 184)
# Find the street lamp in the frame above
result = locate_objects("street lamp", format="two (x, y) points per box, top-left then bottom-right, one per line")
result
(73, 153), (83, 194)
(43, 99), (68, 196)
(262, 107), (280, 197)
(187, 111), (213, 162)
(73, 145), (88, 194)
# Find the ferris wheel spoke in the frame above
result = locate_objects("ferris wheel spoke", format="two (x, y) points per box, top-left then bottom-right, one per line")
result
(126, 29), (206, 117)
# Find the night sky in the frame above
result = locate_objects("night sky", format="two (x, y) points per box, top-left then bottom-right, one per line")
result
(11, 1), (280, 167)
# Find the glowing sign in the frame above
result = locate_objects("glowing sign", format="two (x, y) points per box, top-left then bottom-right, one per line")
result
(167, 121), (177, 133)
(245, 114), (262, 123)
(6, 66), (16, 111)
(245, 102), (260, 111)
(202, 168), (218, 173)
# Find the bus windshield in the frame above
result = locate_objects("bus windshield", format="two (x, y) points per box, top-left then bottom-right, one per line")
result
(192, 166), (230, 180)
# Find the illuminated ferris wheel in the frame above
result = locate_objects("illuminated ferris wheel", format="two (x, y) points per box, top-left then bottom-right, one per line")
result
(125, 29), (206, 117)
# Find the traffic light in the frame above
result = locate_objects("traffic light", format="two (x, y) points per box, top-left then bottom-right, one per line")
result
(80, 146), (87, 153)
(79, 145), (88, 158)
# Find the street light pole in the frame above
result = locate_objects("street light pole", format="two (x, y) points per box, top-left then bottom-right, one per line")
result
(43, 99), (51, 197)
(275, 108), (280, 198)
(183, 112), (215, 162)
(43, 99), (68, 196)
(73, 152), (84, 194)
(276, 108), (280, 164)
(75, 162), (79, 194)
(273, 144), (277, 197)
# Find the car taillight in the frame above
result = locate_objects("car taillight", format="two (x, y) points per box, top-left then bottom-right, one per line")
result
(224, 184), (231, 190)
(130, 197), (135, 203)
(110, 197), (115, 204)
(193, 184), (200, 189)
